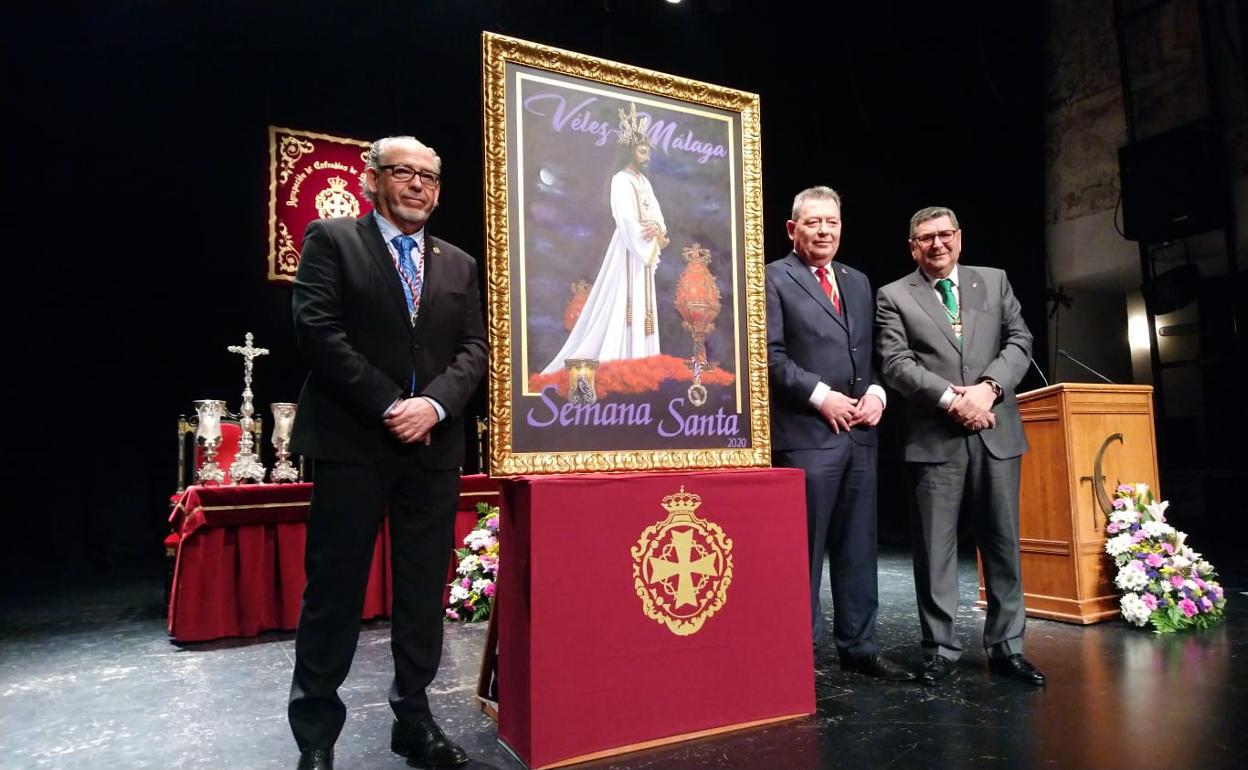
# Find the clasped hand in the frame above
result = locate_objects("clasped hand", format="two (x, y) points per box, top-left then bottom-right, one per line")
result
(818, 391), (884, 434)
(947, 382), (996, 432)
(641, 220), (669, 247)
(383, 397), (437, 445)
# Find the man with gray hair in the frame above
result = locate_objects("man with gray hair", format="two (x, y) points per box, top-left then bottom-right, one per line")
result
(288, 135), (486, 769)
(767, 186), (914, 681)
(875, 205), (1044, 687)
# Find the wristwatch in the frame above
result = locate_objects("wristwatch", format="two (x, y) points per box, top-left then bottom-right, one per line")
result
(983, 379), (1003, 402)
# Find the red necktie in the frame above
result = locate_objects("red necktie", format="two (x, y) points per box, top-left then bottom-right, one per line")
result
(816, 266), (841, 314)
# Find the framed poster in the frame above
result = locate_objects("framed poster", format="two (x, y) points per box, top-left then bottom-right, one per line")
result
(482, 33), (768, 475)
(266, 125), (371, 283)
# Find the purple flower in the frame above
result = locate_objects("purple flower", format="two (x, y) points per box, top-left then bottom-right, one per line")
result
(1141, 593), (1158, 610)
(1107, 522), (1120, 534)
(1170, 575), (1185, 589)
(1195, 578), (1207, 590)
(1112, 498), (1128, 510)
(1179, 598), (1198, 617)
(1199, 597), (1212, 611)
(1145, 553), (1165, 568)
(445, 608), (459, 620)
(483, 582), (496, 597)
(461, 577), (472, 589)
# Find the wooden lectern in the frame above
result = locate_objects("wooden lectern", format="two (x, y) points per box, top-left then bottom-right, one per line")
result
(977, 383), (1159, 624)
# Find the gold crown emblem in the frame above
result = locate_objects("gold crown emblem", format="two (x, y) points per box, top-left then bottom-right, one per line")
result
(660, 487), (702, 514)
(314, 176), (360, 219)
(631, 486), (733, 636)
(617, 102), (651, 146)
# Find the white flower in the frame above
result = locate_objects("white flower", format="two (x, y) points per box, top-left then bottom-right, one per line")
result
(1120, 593), (1151, 626)
(1110, 508), (1140, 526)
(1140, 520), (1174, 538)
(1170, 554), (1192, 571)
(472, 578), (493, 593)
(1105, 533), (1136, 557)
(456, 555), (481, 575)
(448, 584), (471, 603)
(1142, 499), (1169, 523)
(1115, 562), (1149, 591)
(465, 532), (497, 551)
(1195, 559), (1214, 577)
(1134, 483), (1150, 498)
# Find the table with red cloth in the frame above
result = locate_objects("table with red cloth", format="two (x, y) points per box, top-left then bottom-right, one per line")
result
(496, 468), (815, 769)
(167, 475), (498, 643)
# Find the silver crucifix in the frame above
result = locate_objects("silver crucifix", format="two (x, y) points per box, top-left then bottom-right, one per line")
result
(227, 332), (269, 483)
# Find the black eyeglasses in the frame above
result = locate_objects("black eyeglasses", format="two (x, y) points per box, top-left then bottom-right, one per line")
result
(379, 164), (441, 187)
(911, 229), (959, 247)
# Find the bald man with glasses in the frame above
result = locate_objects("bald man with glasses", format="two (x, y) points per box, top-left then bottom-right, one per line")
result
(288, 135), (486, 770)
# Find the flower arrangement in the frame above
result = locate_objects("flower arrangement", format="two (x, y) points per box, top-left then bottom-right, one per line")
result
(527, 353), (735, 398)
(445, 502), (500, 623)
(1104, 483), (1226, 632)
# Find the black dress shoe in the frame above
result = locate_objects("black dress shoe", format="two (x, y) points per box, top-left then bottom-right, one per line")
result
(296, 748), (333, 770)
(392, 716), (470, 767)
(917, 655), (957, 686)
(839, 653), (917, 682)
(989, 654), (1046, 686)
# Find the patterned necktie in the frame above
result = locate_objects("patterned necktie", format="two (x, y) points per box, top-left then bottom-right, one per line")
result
(391, 234), (423, 320)
(936, 278), (960, 340)
(815, 265), (841, 314)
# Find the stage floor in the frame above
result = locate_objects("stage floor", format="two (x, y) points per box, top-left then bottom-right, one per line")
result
(2, 546), (1245, 769)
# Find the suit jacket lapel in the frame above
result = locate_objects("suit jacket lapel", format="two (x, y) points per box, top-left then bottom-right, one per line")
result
(783, 252), (847, 332)
(409, 237), (443, 336)
(357, 214), (410, 324)
(905, 268), (961, 352)
(958, 266), (985, 353)
(833, 262), (857, 337)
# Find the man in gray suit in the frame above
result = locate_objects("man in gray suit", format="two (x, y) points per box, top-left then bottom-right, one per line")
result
(767, 186), (913, 681)
(875, 206), (1045, 686)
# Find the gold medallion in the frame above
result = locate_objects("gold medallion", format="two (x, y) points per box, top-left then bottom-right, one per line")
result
(631, 486), (734, 636)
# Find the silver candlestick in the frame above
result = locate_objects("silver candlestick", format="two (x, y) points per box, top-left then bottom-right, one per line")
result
(227, 332), (269, 484)
(269, 402), (299, 483)
(193, 399), (227, 484)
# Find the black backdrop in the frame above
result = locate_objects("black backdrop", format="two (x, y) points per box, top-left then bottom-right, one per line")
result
(1, 1), (1047, 581)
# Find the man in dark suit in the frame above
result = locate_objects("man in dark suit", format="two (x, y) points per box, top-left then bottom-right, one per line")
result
(766, 186), (913, 681)
(875, 205), (1044, 687)
(287, 135), (487, 770)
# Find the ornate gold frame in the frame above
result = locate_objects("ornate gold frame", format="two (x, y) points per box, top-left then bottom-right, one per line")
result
(482, 32), (769, 475)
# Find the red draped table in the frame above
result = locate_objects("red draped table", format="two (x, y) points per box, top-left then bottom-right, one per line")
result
(496, 468), (814, 769)
(167, 475), (498, 643)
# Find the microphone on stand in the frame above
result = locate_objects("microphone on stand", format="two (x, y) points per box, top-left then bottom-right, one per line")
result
(1056, 349), (1114, 384)
(1029, 357), (1050, 387)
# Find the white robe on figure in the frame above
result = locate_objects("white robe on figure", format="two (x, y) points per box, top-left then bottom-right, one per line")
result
(541, 167), (665, 374)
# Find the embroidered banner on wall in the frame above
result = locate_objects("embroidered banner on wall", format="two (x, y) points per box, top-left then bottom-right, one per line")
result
(267, 126), (372, 283)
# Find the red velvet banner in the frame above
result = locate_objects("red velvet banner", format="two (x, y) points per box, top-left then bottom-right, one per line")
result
(267, 125), (372, 283)
(497, 468), (814, 768)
